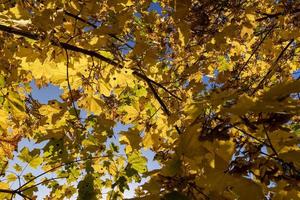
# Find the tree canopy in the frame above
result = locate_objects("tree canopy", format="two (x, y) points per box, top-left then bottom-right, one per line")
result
(0, 0), (300, 199)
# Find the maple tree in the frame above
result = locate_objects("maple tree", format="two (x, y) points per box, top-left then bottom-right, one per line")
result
(0, 0), (300, 199)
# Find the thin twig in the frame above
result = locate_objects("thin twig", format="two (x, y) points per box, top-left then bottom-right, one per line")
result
(64, 10), (134, 49)
(133, 71), (182, 101)
(20, 176), (67, 192)
(190, 183), (210, 200)
(251, 39), (294, 95)
(65, 49), (80, 120)
(235, 24), (276, 79)
(233, 125), (300, 174)
(15, 191), (32, 200)
(136, 64), (182, 134)
(256, 8), (300, 22)
(16, 155), (108, 191)
(232, 126), (269, 147)
(263, 124), (279, 157)
(10, 193), (14, 200)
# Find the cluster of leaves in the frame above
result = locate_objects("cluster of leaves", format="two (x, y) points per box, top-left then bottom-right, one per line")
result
(0, 0), (299, 199)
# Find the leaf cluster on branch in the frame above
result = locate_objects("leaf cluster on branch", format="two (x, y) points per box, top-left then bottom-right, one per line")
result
(0, 0), (299, 199)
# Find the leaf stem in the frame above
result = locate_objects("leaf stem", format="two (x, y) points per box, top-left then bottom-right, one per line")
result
(65, 49), (80, 120)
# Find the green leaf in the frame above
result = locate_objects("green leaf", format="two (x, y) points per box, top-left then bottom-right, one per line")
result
(18, 147), (32, 163)
(29, 157), (43, 169)
(6, 173), (17, 182)
(128, 151), (147, 173)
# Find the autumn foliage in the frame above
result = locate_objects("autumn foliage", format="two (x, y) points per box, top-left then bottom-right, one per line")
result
(0, 0), (300, 199)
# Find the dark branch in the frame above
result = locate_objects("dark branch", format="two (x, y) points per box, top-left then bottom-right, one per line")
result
(263, 124), (279, 157)
(15, 191), (32, 200)
(235, 24), (276, 79)
(56, 41), (120, 66)
(251, 39), (294, 95)
(0, 189), (32, 200)
(65, 49), (80, 120)
(133, 71), (182, 101)
(64, 11), (97, 28)
(16, 155), (108, 191)
(256, 8), (300, 22)
(0, 24), (178, 100)
(0, 24), (39, 40)
(0, 23), (181, 132)
(0, 189), (14, 194)
(145, 75), (171, 116)
(0, 24), (120, 67)
(232, 125), (269, 146)
(64, 10), (134, 49)
(135, 66), (182, 134)
(19, 176), (67, 193)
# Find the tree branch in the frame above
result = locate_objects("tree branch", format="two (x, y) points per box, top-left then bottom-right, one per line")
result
(135, 65), (182, 134)
(0, 23), (182, 133)
(251, 39), (294, 95)
(0, 24), (39, 40)
(63, 10), (134, 49)
(144, 74), (171, 116)
(0, 24), (120, 67)
(232, 125), (269, 146)
(0, 189), (14, 194)
(0, 189), (32, 200)
(65, 49), (80, 120)
(19, 176), (67, 193)
(16, 155), (108, 191)
(256, 8), (300, 22)
(15, 191), (32, 200)
(263, 124), (279, 157)
(133, 71), (182, 101)
(235, 24), (276, 79)
(0, 23), (179, 101)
